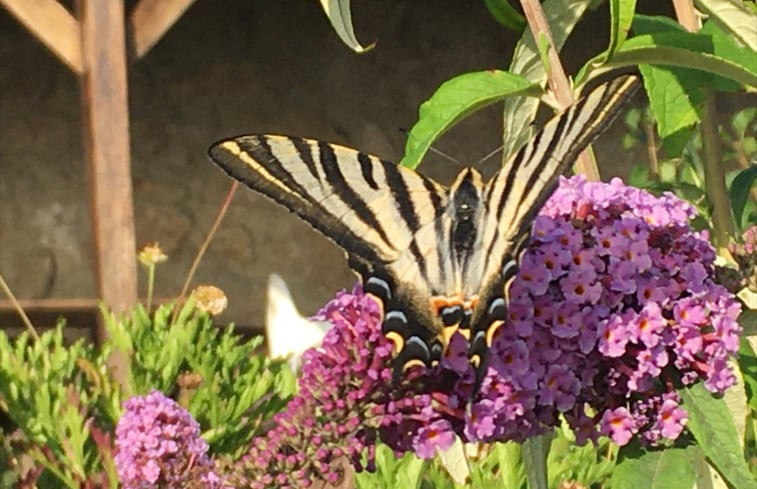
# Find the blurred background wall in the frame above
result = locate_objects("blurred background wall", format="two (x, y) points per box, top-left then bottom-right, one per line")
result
(0, 0), (689, 333)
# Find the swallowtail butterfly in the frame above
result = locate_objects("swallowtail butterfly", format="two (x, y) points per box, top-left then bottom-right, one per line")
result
(208, 75), (639, 390)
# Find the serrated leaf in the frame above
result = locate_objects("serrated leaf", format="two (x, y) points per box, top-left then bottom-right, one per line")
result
(680, 383), (756, 489)
(729, 165), (757, 230)
(500, 0), (594, 162)
(695, 0), (757, 52)
(611, 444), (702, 489)
(608, 0), (637, 58)
(401, 71), (538, 169)
(483, 0), (526, 30)
(640, 64), (702, 138)
(319, 0), (374, 53)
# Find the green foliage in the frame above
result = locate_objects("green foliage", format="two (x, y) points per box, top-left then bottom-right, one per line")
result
(0, 324), (119, 488)
(483, 0), (526, 31)
(680, 383), (757, 489)
(624, 105), (756, 233)
(611, 443), (703, 489)
(400, 71), (539, 169)
(354, 423), (619, 489)
(104, 299), (297, 455)
(0, 298), (296, 486)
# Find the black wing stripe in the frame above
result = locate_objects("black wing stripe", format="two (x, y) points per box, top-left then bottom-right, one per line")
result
(291, 136), (321, 180)
(358, 152), (380, 190)
(384, 161), (421, 233)
(382, 161), (430, 279)
(208, 140), (386, 263)
(318, 141), (395, 250)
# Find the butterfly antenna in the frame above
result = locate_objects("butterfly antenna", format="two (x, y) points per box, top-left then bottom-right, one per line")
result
(398, 127), (462, 167)
(476, 143), (507, 167)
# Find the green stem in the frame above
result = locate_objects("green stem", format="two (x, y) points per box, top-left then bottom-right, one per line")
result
(146, 263), (155, 313)
(701, 93), (734, 247)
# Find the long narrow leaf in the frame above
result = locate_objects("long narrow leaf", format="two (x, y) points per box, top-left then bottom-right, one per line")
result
(608, 0), (638, 59)
(575, 32), (757, 89)
(319, 0), (375, 53)
(500, 0), (594, 162)
(484, 0), (526, 30)
(695, 0), (757, 51)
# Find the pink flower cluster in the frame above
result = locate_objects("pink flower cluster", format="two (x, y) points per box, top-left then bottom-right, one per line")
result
(114, 390), (224, 489)
(159, 176), (743, 487)
(469, 175), (742, 446)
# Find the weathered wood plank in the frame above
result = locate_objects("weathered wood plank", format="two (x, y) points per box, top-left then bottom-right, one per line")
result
(0, 0), (83, 73)
(78, 0), (137, 343)
(129, 0), (197, 58)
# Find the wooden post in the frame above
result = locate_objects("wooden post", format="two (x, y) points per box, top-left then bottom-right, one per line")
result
(130, 0), (197, 58)
(78, 0), (137, 344)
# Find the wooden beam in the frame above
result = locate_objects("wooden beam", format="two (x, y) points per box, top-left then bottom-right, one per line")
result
(0, 0), (83, 74)
(78, 0), (137, 342)
(0, 297), (175, 312)
(129, 0), (196, 58)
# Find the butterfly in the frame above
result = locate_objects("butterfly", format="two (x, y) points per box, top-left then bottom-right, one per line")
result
(208, 74), (639, 391)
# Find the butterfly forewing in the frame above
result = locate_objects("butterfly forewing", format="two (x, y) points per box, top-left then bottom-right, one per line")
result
(208, 74), (639, 392)
(209, 135), (453, 375)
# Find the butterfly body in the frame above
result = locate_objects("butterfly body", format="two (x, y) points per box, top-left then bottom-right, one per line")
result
(209, 75), (639, 389)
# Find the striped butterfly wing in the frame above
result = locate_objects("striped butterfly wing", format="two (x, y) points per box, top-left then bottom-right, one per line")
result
(468, 75), (640, 386)
(208, 136), (453, 377)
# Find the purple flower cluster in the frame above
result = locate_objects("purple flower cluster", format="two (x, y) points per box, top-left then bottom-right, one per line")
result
(231, 290), (426, 487)
(115, 390), (224, 489)
(233, 175), (741, 486)
(471, 175), (742, 446)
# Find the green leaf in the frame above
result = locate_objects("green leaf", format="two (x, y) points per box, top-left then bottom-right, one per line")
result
(319, 0), (375, 53)
(523, 432), (553, 489)
(680, 383), (757, 489)
(738, 335), (757, 412)
(741, 309), (757, 337)
(730, 165), (757, 230)
(730, 107), (756, 138)
(575, 31), (757, 90)
(610, 444), (702, 489)
(500, 0), (594, 162)
(608, 0), (637, 58)
(400, 71), (539, 169)
(483, 0), (526, 30)
(695, 0), (757, 52)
